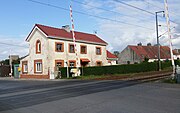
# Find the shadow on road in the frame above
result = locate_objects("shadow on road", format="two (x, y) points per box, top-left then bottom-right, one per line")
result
(0, 80), (139, 111)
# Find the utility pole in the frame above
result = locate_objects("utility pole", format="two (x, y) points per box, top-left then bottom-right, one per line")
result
(164, 0), (175, 77)
(155, 11), (164, 71)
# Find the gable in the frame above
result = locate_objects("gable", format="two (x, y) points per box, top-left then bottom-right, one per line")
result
(26, 26), (47, 42)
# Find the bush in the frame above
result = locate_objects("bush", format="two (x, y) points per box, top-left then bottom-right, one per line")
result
(59, 62), (173, 78)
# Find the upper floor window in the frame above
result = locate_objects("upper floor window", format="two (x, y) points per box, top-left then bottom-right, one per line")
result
(36, 40), (41, 54)
(55, 42), (64, 52)
(80, 45), (87, 54)
(96, 47), (101, 55)
(69, 44), (75, 53)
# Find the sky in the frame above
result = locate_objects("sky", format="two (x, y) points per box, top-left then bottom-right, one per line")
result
(0, 0), (180, 60)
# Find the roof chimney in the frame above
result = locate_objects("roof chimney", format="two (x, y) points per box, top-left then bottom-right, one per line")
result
(62, 25), (70, 32)
(137, 42), (142, 46)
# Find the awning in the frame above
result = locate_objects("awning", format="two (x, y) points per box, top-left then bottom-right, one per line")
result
(80, 58), (90, 62)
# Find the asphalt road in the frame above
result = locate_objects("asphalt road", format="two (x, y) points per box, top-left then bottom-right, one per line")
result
(0, 78), (179, 113)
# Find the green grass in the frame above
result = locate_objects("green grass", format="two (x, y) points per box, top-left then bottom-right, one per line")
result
(60, 68), (173, 80)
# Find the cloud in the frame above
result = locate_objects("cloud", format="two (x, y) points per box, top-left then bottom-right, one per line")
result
(0, 36), (28, 60)
(82, 0), (180, 52)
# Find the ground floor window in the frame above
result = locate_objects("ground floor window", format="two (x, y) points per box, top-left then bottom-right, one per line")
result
(34, 60), (42, 73)
(96, 61), (102, 66)
(22, 61), (28, 74)
(69, 60), (76, 67)
(55, 60), (64, 71)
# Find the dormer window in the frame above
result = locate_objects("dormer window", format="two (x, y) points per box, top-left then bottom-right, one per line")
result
(36, 40), (41, 54)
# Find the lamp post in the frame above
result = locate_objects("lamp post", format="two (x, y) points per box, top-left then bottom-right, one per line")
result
(155, 11), (164, 71)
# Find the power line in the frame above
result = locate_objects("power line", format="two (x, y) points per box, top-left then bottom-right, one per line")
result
(144, 0), (163, 10)
(27, 0), (154, 30)
(113, 0), (154, 15)
(72, 0), (154, 23)
(113, 0), (179, 25)
(0, 42), (28, 48)
(144, 0), (180, 17)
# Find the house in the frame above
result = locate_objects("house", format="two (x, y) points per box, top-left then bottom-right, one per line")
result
(106, 50), (118, 65)
(20, 24), (108, 79)
(118, 44), (175, 64)
(173, 49), (180, 60)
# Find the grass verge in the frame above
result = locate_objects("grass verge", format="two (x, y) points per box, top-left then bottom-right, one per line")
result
(77, 68), (172, 80)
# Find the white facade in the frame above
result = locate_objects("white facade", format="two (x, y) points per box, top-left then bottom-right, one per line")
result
(20, 25), (108, 79)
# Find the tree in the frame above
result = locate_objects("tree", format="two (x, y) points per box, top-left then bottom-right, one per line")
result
(0, 59), (9, 65)
(144, 57), (149, 62)
(12, 58), (20, 65)
(113, 51), (119, 57)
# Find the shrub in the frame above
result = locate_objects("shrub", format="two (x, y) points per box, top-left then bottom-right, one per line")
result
(59, 62), (172, 78)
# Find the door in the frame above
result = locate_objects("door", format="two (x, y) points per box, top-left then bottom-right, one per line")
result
(13, 64), (20, 78)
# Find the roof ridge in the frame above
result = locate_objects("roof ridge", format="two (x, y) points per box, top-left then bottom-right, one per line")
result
(33, 24), (107, 45)
(36, 23), (97, 36)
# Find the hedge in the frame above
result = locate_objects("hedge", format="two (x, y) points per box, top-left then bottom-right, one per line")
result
(59, 61), (175, 78)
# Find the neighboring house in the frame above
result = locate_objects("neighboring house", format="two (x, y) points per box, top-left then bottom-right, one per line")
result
(173, 49), (180, 59)
(9, 55), (19, 76)
(20, 24), (108, 79)
(106, 50), (118, 65)
(118, 44), (175, 64)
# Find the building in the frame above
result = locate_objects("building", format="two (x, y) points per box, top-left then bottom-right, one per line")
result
(118, 44), (175, 64)
(20, 24), (108, 79)
(173, 49), (180, 60)
(9, 55), (19, 76)
(106, 50), (118, 65)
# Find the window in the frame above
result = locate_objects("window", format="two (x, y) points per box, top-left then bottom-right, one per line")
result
(55, 60), (64, 71)
(36, 40), (41, 54)
(80, 45), (87, 54)
(69, 44), (75, 53)
(96, 61), (102, 66)
(34, 60), (42, 73)
(55, 42), (64, 52)
(22, 61), (28, 74)
(96, 47), (101, 55)
(69, 60), (76, 67)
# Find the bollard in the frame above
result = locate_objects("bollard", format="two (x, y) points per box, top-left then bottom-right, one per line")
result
(175, 65), (180, 83)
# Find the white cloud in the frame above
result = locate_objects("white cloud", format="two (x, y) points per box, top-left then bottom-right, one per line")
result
(0, 36), (28, 60)
(82, 0), (180, 52)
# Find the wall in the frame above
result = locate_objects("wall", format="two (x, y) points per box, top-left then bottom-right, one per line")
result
(47, 38), (107, 69)
(118, 46), (141, 64)
(20, 29), (48, 76)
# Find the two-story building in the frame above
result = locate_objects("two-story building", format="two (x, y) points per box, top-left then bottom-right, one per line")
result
(20, 24), (108, 79)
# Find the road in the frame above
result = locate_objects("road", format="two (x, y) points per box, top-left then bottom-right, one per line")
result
(0, 78), (179, 113)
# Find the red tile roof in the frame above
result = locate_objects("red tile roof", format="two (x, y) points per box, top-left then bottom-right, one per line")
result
(27, 24), (107, 45)
(107, 50), (118, 59)
(128, 45), (172, 59)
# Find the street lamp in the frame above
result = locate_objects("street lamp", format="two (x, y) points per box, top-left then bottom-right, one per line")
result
(155, 11), (164, 71)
